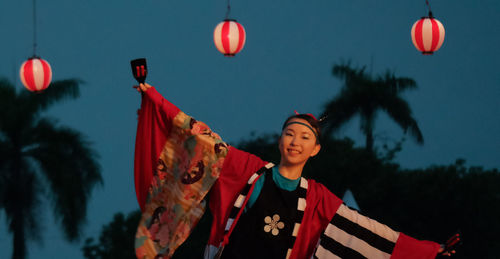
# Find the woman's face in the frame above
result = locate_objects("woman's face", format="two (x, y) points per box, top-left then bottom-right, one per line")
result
(279, 118), (321, 167)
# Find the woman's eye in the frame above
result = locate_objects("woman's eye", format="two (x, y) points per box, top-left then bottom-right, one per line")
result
(285, 133), (293, 136)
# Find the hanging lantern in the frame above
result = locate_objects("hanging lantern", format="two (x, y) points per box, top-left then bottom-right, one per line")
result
(20, 57), (52, 92)
(20, 0), (53, 92)
(411, 16), (445, 55)
(213, 19), (246, 56)
(411, 0), (445, 55)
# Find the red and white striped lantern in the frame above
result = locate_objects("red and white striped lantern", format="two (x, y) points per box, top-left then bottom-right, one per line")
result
(411, 17), (445, 55)
(213, 19), (246, 56)
(20, 57), (52, 92)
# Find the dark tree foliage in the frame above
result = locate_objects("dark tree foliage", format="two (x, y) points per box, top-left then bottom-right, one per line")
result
(321, 62), (423, 151)
(391, 162), (500, 259)
(82, 211), (141, 259)
(0, 79), (102, 259)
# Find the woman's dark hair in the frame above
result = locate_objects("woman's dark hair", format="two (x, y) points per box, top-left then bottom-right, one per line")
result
(281, 114), (321, 144)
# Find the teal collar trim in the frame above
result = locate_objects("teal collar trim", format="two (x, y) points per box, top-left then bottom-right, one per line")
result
(272, 167), (300, 191)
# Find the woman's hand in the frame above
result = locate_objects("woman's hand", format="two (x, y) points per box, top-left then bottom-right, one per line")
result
(438, 244), (456, 257)
(134, 83), (152, 93)
(438, 233), (461, 257)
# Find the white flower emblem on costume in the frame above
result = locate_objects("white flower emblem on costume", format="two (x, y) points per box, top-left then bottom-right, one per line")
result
(264, 214), (285, 236)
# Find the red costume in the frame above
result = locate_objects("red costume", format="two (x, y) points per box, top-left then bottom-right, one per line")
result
(134, 87), (440, 259)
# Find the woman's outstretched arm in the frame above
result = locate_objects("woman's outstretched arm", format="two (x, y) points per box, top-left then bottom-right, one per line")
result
(134, 83), (230, 258)
(314, 203), (443, 259)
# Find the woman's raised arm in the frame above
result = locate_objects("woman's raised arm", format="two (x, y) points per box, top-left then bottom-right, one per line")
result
(134, 82), (233, 258)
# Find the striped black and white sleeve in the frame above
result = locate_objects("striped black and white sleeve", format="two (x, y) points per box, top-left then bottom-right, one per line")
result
(314, 204), (400, 259)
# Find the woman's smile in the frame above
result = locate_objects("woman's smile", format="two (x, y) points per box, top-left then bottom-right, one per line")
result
(279, 118), (321, 169)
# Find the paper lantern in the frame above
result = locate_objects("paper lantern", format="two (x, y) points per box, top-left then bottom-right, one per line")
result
(213, 19), (246, 56)
(411, 16), (445, 55)
(20, 57), (52, 92)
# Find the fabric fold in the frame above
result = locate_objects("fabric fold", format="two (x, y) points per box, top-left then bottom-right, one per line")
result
(134, 87), (228, 258)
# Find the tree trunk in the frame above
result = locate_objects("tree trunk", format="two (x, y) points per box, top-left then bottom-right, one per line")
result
(361, 113), (375, 152)
(12, 213), (26, 259)
(11, 150), (27, 259)
(365, 130), (374, 152)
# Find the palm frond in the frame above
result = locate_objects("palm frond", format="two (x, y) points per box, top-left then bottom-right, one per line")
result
(0, 79), (17, 131)
(379, 71), (417, 93)
(0, 78), (16, 98)
(332, 62), (369, 86)
(321, 94), (360, 136)
(324, 62), (423, 150)
(381, 96), (424, 144)
(19, 79), (83, 116)
(25, 118), (102, 241)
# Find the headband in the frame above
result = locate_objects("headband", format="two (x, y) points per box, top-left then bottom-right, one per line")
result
(283, 121), (319, 140)
(294, 110), (318, 121)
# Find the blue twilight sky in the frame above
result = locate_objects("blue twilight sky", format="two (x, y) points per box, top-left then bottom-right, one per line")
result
(1, 0), (499, 258)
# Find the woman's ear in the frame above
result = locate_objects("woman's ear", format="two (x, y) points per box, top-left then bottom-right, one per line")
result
(310, 144), (321, 157)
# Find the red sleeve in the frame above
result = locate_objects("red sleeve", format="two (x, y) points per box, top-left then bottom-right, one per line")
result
(299, 183), (439, 259)
(207, 147), (267, 246)
(391, 233), (440, 259)
(135, 86), (230, 258)
(134, 87), (180, 211)
(291, 180), (343, 259)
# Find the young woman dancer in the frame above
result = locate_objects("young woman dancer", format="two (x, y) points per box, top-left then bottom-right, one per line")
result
(133, 83), (454, 259)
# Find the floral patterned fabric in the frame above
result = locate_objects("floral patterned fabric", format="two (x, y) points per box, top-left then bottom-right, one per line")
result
(135, 110), (228, 258)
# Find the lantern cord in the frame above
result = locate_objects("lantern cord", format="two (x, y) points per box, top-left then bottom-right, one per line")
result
(32, 0), (37, 57)
(425, 0), (433, 18)
(225, 0), (231, 20)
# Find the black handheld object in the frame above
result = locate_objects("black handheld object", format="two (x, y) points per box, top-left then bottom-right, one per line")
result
(131, 58), (148, 84)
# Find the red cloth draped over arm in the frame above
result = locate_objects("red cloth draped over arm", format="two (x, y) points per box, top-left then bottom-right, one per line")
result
(134, 86), (229, 258)
(391, 233), (440, 259)
(134, 87), (180, 211)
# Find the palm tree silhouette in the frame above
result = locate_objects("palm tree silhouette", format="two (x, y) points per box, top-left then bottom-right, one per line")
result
(321, 62), (423, 151)
(0, 78), (102, 259)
